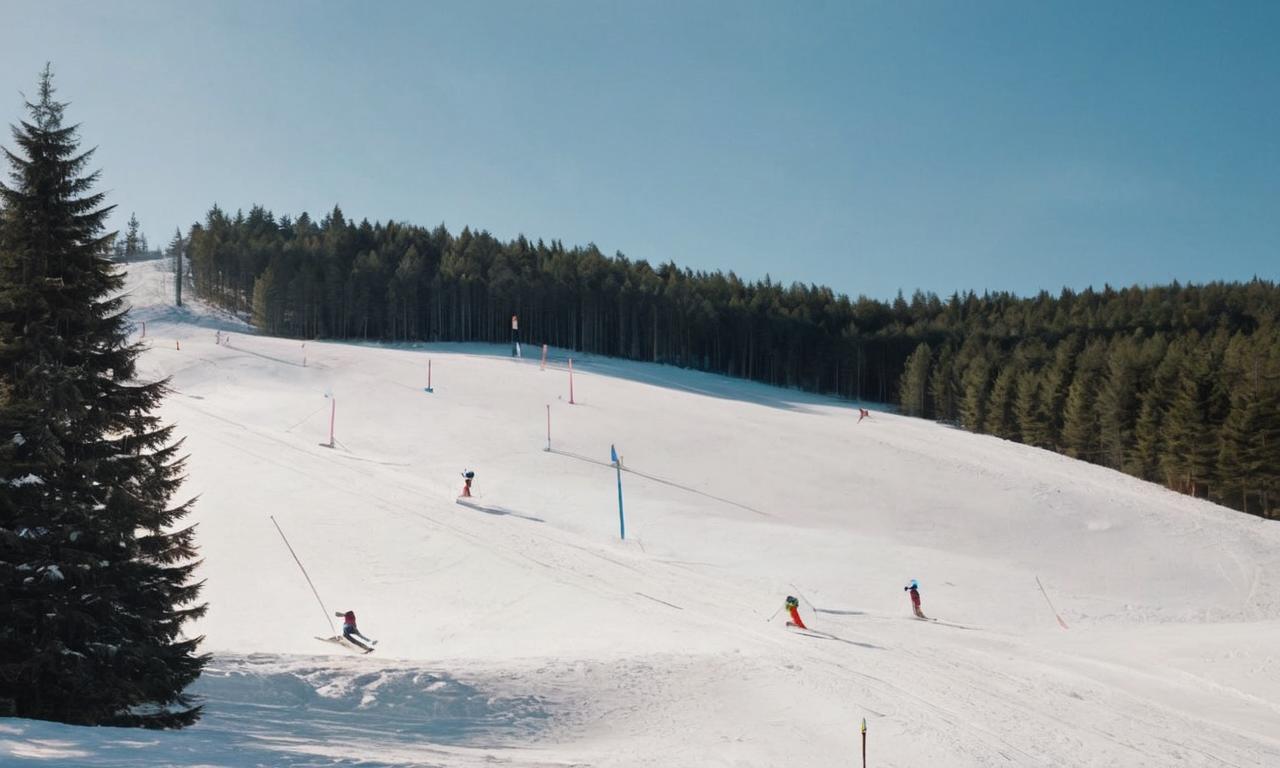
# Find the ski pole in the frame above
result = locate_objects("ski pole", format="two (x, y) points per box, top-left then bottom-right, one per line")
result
(765, 603), (785, 622)
(271, 515), (337, 636)
(791, 583), (817, 611)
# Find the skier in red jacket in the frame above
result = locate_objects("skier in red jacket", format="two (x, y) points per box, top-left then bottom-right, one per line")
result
(460, 470), (475, 498)
(905, 580), (927, 619)
(784, 595), (807, 629)
(333, 610), (376, 651)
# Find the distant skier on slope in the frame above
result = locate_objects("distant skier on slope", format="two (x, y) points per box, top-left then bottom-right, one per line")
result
(460, 469), (475, 498)
(858, 408), (871, 423)
(904, 579), (927, 619)
(334, 610), (377, 652)
(784, 595), (808, 629)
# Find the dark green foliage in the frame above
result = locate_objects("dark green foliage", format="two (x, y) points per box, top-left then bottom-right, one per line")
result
(1097, 335), (1144, 469)
(0, 67), (207, 728)
(898, 342), (931, 417)
(125, 212), (141, 258)
(1061, 339), (1108, 461)
(1131, 339), (1185, 484)
(1163, 345), (1221, 497)
(959, 352), (993, 433)
(928, 343), (958, 423)
(1014, 369), (1052, 448)
(1039, 336), (1082, 451)
(182, 199), (1280, 517)
(1216, 329), (1280, 514)
(984, 363), (1021, 440)
(165, 228), (184, 307)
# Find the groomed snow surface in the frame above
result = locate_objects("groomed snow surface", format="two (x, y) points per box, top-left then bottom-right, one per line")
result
(3, 259), (1278, 767)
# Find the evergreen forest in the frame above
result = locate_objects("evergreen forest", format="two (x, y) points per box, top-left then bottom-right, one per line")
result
(184, 205), (1280, 519)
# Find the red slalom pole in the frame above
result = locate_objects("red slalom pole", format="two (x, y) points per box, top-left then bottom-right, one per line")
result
(861, 717), (867, 767)
(569, 358), (575, 405)
(425, 359), (433, 393)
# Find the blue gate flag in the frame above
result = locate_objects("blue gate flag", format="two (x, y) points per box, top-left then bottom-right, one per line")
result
(611, 444), (625, 540)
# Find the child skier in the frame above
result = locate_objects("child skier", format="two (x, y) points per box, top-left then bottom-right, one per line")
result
(334, 610), (376, 652)
(460, 470), (475, 498)
(784, 595), (807, 629)
(904, 579), (927, 619)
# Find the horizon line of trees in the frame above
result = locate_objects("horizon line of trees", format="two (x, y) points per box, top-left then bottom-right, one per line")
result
(110, 212), (162, 262)
(185, 203), (1280, 519)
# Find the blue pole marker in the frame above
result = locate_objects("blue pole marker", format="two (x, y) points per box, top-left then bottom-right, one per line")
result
(611, 444), (625, 540)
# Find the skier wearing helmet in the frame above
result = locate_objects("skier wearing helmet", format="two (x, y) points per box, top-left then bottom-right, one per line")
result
(904, 579), (927, 619)
(784, 595), (807, 629)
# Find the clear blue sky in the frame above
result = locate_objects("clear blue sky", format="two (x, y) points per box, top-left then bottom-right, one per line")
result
(3, 0), (1277, 300)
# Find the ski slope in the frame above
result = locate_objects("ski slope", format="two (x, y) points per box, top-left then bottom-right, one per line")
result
(3, 258), (1278, 767)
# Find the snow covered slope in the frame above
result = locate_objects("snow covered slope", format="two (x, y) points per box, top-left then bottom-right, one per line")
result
(3, 259), (1278, 767)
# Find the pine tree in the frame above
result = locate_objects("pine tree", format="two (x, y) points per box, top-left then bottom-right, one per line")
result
(1097, 336), (1143, 470)
(1039, 336), (1081, 451)
(1217, 337), (1280, 515)
(898, 342), (931, 417)
(1218, 385), (1264, 513)
(165, 228), (184, 307)
(984, 364), (1020, 440)
(124, 212), (141, 259)
(928, 343), (958, 423)
(959, 354), (992, 432)
(1163, 349), (1219, 497)
(1014, 368), (1052, 448)
(0, 66), (207, 727)
(1258, 329), (1280, 517)
(251, 264), (277, 332)
(1060, 340), (1107, 461)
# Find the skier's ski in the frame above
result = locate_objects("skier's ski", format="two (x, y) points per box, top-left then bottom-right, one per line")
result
(786, 622), (834, 639)
(787, 625), (833, 640)
(909, 617), (980, 631)
(316, 635), (376, 654)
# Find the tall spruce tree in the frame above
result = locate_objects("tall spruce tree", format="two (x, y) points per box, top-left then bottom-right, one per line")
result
(1097, 335), (1143, 470)
(1131, 338), (1183, 484)
(1163, 347), (1219, 497)
(928, 343), (958, 423)
(1216, 332), (1280, 515)
(898, 342), (931, 417)
(1061, 339), (1108, 461)
(984, 364), (1021, 440)
(1040, 336), (1081, 451)
(124, 212), (141, 259)
(959, 353), (993, 432)
(165, 227), (184, 307)
(1014, 368), (1052, 448)
(0, 66), (207, 727)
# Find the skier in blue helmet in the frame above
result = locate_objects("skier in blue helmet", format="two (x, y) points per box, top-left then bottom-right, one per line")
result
(904, 579), (926, 619)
